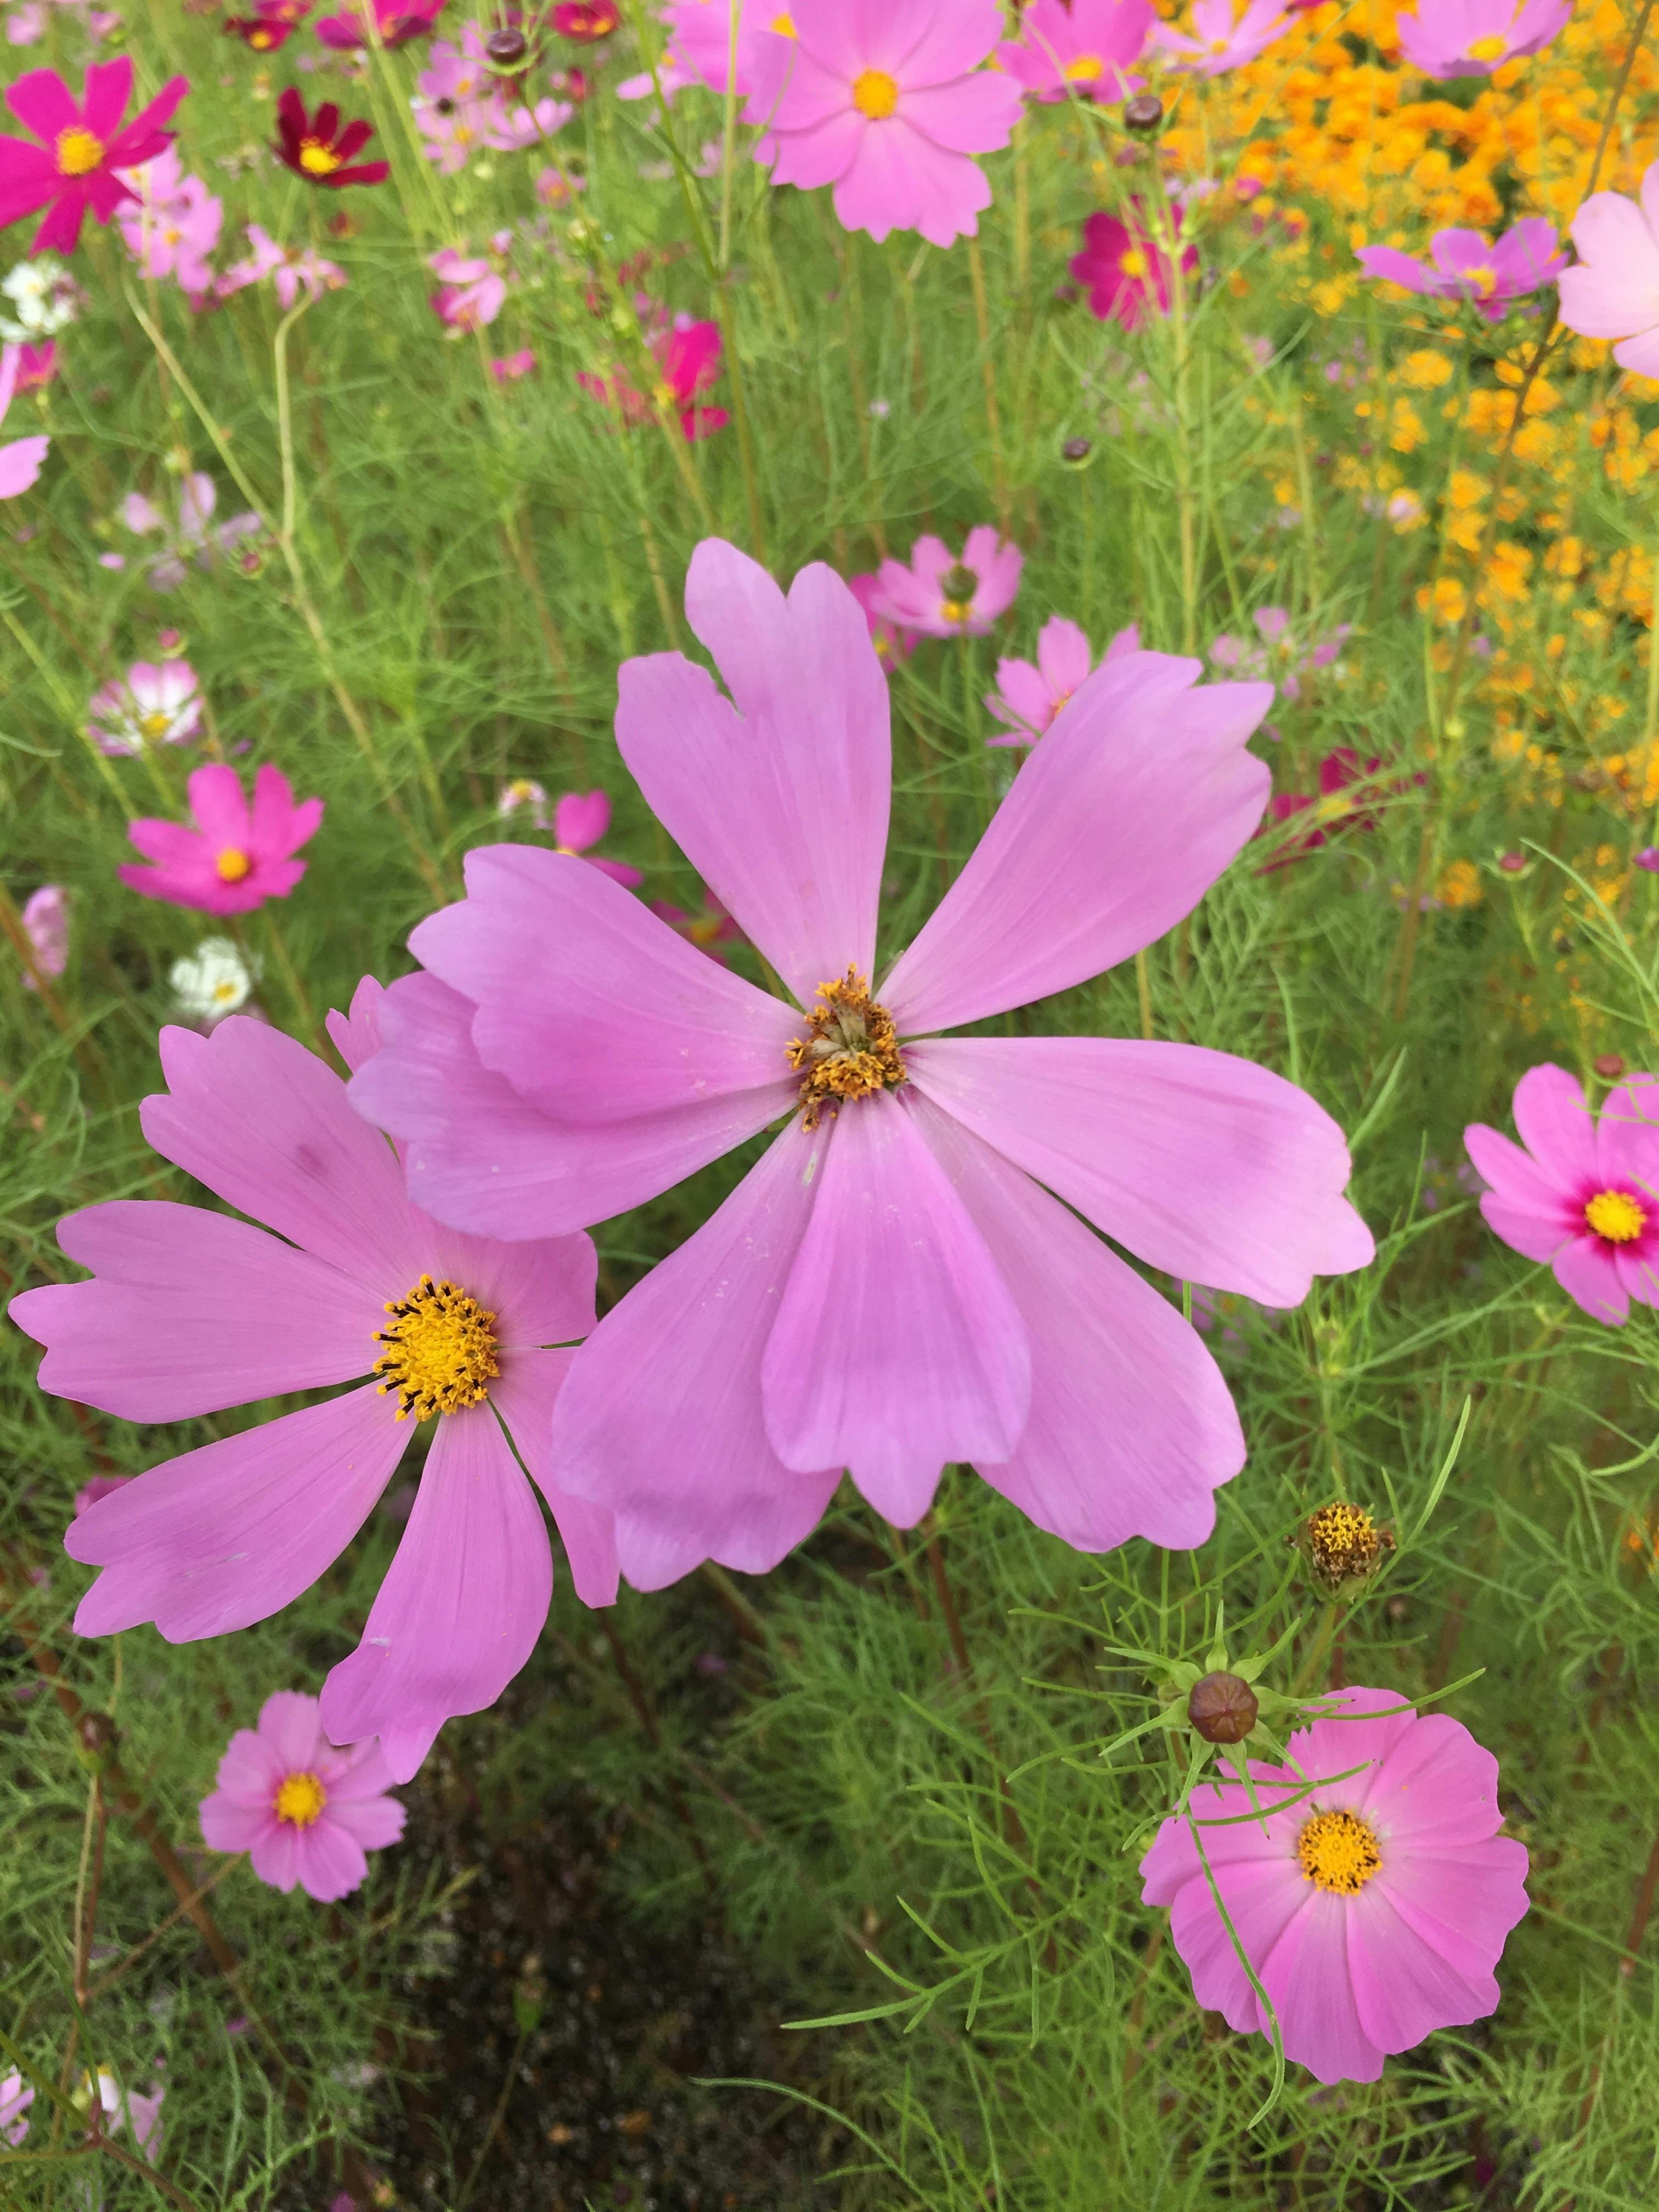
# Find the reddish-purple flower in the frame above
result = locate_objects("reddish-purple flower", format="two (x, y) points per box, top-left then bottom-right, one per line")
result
(1141, 1686), (1528, 2085)
(1465, 1063), (1659, 1324)
(0, 338), (48, 498)
(0, 60), (188, 255)
(352, 541), (1373, 1592)
(578, 314), (728, 442)
(1556, 163), (1659, 376)
(864, 526), (1023, 640)
(1357, 218), (1565, 320)
(117, 762), (323, 916)
(1396, 0), (1570, 75)
(314, 0), (445, 47)
(999, 0), (1152, 100)
(1257, 749), (1409, 867)
(224, 0), (313, 50)
(986, 617), (1139, 744)
(200, 1690), (404, 1900)
(1071, 204), (1196, 329)
(272, 88), (390, 187)
(554, 0), (618, 35)
(9, 989), (617, 1778)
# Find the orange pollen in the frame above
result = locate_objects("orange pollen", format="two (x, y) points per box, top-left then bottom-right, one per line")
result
(1585, 1188), (1646, 1244)
(215, 848), (252, 883)
(54, 126), (104, 176)
(374, 1273), (499, 1421)
(1297, 1807), (1381, 1895)
(787, 968), (906, 1129)
(852, 67), (899, 119)
(274, 1770), (327, 1827)
(1065, 52), (1104, 80)
(1464, 264), (1498, 297)
(297, 138), (343, 175)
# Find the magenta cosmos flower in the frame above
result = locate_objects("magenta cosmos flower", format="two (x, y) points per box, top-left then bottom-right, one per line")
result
(1396, 0), (1570, 75)
(1557, 164), (1659, 377)
(0, 61), (188, 255)
(9, 991), (617, 1779)
(0, 340), (48, 499)
(200, 1690), (404, 1901)
(1141, 1686), (1528, 2085)
(1464, 1063), (1659, 1324)
(351, 541), (1372, 1591)
(1357, 218), (1565, 321)
(986, 617), (1139, 744)
(118, 762), (322, 917)
(1158, 0), (1290, 72)
(746, 0), (1024, 250)
(314, 0), (446, 49)
(865, 526), (1023, 640)
(548, 788), (643, 887)
(1071, 205), (1197, 329)
(997, 0), (1153, 101)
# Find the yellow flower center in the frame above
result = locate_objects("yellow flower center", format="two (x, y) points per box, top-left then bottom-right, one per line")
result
(252, 25), (275, 44)
(1303, 1499), (1393, 1594)
(787, 968), (907, 1130)
(273, 1770), (327, 1827)
(298, 138), (343, 176)
(374, 1274), (500, 1420)
(1463, 263), (1498, 297)
(54, 126), (104, 176)
(940, 598), (972, 623)
(1119, 247), (1148, 278)
(215, 849), (252, 883)
(1466, 31), (1508, 58)
(139, 710), (173, 742)
(1065, 52), (1104, 80)
(1585, 1188), (1646, 1244)
(1297, 1807), (1381, 1895)
(770, 8), (795, 30)
(852, 67), (900, 119)
(213, 979), (240, 1004)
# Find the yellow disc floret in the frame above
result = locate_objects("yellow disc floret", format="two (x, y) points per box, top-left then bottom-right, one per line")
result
(298, 138), (343, 176)
(1065, 53), (1105, 81)
(1585, 1188), (1646, 1244)
(54, 127), (104, 176)
(215, 848), (252, 883)
(374, 1274), (500, 1421)
(274, 1770), (327, 1827)
(1296, 1807), (1381, 1895)
(1465, 31), (1508, 59)
(787, 969), (907, 1130)
(852, 68), (899, 119)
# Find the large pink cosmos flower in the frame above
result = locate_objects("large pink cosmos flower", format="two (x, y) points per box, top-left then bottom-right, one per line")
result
(1141, 1686), (1528, 2085)
(118, 762), (323, 916)
(1357, 218), (1565, 321)
(351, 541), (1372, 1592)
(0, 61), (188, 255)
(1556, 163), (1659, 377)
(9, 991), (617, 1779)
(746, 0), (1025, 250)
(1071, 205), (1197, 329)
(0, 338), (48, 498)
(1395, 0), (1570, 76)
(986, 617), (1139, 744)
(1157, 0), (1289, 73)
(1464, 1063), (1659, 1324)
(660, 0), (794, 99)
(200, 1690), (404, 1901)
(997, 0), (1152, 101)
(864, 525), (1023, 640)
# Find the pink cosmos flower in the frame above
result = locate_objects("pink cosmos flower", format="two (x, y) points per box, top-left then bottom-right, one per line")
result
(74, 1470), (132, 1516)
(1464, 1063), (1659, 1324)
(747, 0), (1025, 250)
(120, 471), (263, 590)
(863, 526), (1022, 641)
(550, 788), (643, 887)
(6, 6), (44, 45)
(0, 60), (188, 255)
(554, 0), (618, 35)
(1158, 0), (1290, 72)
(578, 314), (729, 442)
(199, 1690), (405, 1900)
(1357, 218), (1565, 321)
(659, 0), (793, 99)
(650, 887), (743, 961)
(217, 222), (346, 308)
(20, 882), (68, 984)
(14, 337), (55, 387)
(1141, 1686), (1528, 2085)
(86, 657), (202, 754)
(113, 145), (221, 292)
(0, 339), (48, 497)
(313, 0), (445, 48)
(429, 242), (505, 330)
(498, 775), (550, 826)
(1209, 606), (1348, 702)
(87, 2069), (165, 2163)
(1395, 0), (1570, 75)
(848, 569), (918, 666)
(1071, 204), (1197, 329)
(1556, 163), (1659, 377)
(117, 761), (322, 916)
(351, 540), (1373, 1592)
(998, 0), (1153, 101)
(491, 345), (535, 380)
(0, 2069), (32, 2147)
(1256, 750), (1419, 867)
(986, 617), (1139, 744)
(9, 988), (617, 1778)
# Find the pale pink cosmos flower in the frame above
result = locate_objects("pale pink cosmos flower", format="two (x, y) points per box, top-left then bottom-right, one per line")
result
(86, 657), (202, 754)
(1395, 0), (1570, 75)
(0, 339), (47, 497)
(746, 0), (1025, 250)
(117, 761), (322, 916)
(0, 2069), (32, 2146)
(5, 7), (45, 45)
(1140, 1686), (1528, 2085)
(1357, 218), (1565, 320)
(551, 788), (642, 888)
(998, 0), (1153, 102)
(986, 618), (1139, 744)
(9, 988), (617, 1779)
(848, 569), (918, 667)
(498, 775), (550, 826)
(1464, 1063), (1659, 1324)
(491, 345), (535, 381)
(483, 94), (573, 153)
(200, 1690), (405, 1900)
(113, 145), (222, 292)
(1158, 0), (1290, 73)
(217, 222), (346, 309)
(1071, 204), (1197, 328)
(1556, 163), (1659, 377)
(120, 471), (263, 590)
(864, 526), (1023, 640)
(1208, 607), (1348, 703)
(653, 0), (794, 100)
(88, 2068), (165, 2163)
(429, 243), (505, 330)
(351, 541), (1372, 1592)
(20, 882), (67, 985)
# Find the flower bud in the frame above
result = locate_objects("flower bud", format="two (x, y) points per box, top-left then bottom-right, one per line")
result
(1060, 435), (1093, 466)
(486, 26), (529, 69)
(1187, 1671), (1259, 1743)
(1595, 1053), (1625, 1080)
(940, 562), (978, 604)
(1298, 1500), (1395, 1602)
(77, 1709), (120, 1758)
(1123, 93), (1164, 136)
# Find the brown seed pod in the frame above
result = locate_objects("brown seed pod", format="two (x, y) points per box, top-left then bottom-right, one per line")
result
(1187, 1671), (1260, 1744)
(1123, 93), (1165, 135)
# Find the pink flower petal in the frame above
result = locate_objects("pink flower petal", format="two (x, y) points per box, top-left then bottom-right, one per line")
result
(0, 433), (48, 498)
(199, 1790), (278, 1854)
(258, 1687), (328, 1771)
(324, 1786), (407, 1851)
(289, 1818), (370, 1903)
(766, 100), (866, 189)
(1552, 1233), (1628, 1322)
(896, 70), (1023, 156)
(1509, 1062), (1598, 1185)
(249, 1821), (304, 1893)
(760, 1090), (1030, 1525)
(1595, 1073), (1659, 1198)
(1262, 1889), (1384, 2083)
(489, 1347), (619, 1607)
(5, 65), (83, 140)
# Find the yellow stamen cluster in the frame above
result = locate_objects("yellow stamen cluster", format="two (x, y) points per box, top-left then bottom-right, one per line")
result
(138, 710), (173, 743)
(787, 969), (906, 1130)
(769, 8), (795, 31)
(1585, 1188), (1646, 1244)
(215, 848), (252, 884)
(851, 67), (899, 120)
(1297, 1807), (1381, 1895)
(1065, 53), (1104, 81)
(274, 1771), (327, 1828)
(374, 1274), (500, 1421)
(54, 127), (104, 176)
(1304, 1500), (1392, 1595)
(297, 138), (342, 175)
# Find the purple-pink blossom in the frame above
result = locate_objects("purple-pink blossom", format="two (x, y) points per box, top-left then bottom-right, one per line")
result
(550, 788), (642, 887)
(0, 59), (188, 254)
(87, 657), (202, 754)
(1465, 1063), (1659, 1324)
(313, 0), (445, 48)
(863, 526), (1023, 640)
(491, 345), (534, 381)
(1395, 0), (1570, 76)
(997, 0), (1152, 101)
(199, 1690), (405, 1900)
(848, 569), (919, 666)
(414, 27), (569, 170)
(986, 618), (1139, 744)
(120, 471), (263, 589)
(9, 989), (617, 1778)
(117, 761), (322, 916)
(1556, 162), (1659, 376)
(648, 0), (793, 100)
(0, 338), (47, 497)
(113, 144), (221, 292)
(430, 240), (506, 330)
(1141, 1686), (1528, 2085)
(20, 882), (67, 984)
(351, 540), (1373, 1593)
(217, 222), (346, 308)
(1357, 218), (1565, 320)
(1208, 606), (1348, 702)
(1158, 0), (1290, 73)
(746, 0), (1025, 250)
(0, 2069), (32, 2147)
